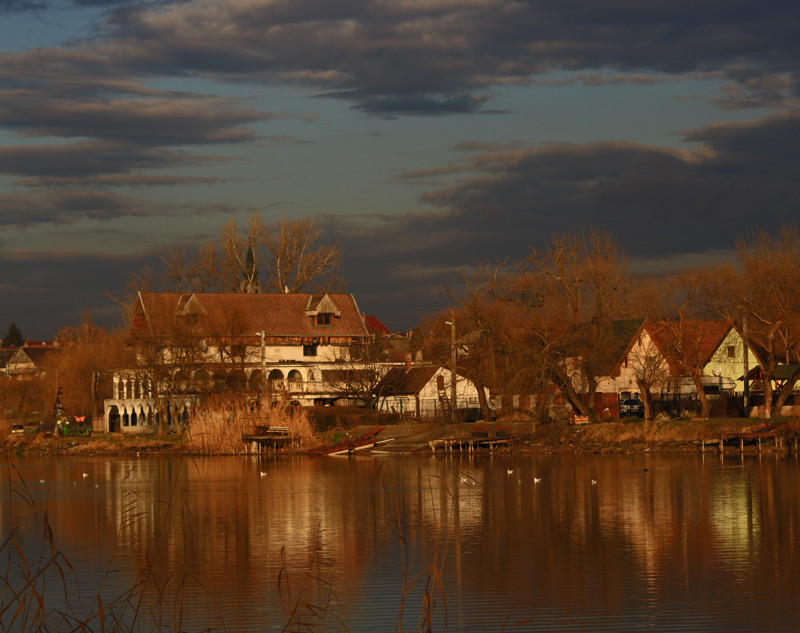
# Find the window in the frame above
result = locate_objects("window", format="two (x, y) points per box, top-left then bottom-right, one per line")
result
(303, 344), (318, 357)
(727, 345), (736, 358)
(316, 313), (333, 326)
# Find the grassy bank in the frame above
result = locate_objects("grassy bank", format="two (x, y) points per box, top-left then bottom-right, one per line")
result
(2, 414), (798, 457)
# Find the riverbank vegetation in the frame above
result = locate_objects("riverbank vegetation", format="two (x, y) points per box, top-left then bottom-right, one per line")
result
(3, 414), (798, 458)
(3, 224), (800, 441)
(184, 395), (316, 455)
(418, 226), (800, 424)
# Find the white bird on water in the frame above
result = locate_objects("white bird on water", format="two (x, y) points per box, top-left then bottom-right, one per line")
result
(82, 473), (89, 479)
(591, 479), (597, 485)
(533, 477), (542, 484)
(260, 471), (268, 477)
(507, 469), (514, 475)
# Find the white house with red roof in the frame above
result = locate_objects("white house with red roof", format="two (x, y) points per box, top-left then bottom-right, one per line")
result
(104, 292), (374, 432)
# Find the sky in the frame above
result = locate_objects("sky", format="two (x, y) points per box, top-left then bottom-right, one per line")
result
(1, 0), (798, 339)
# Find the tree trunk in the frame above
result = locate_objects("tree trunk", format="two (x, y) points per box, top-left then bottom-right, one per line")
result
(773, 367), (800, 415)
(689, 373), (711, 419)
(552, 369), (598, 422)
(471, 377), (491, 422)
(636, 378), (654, 421)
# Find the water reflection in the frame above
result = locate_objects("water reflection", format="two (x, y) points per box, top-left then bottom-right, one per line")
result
(3, 453), (800, 632)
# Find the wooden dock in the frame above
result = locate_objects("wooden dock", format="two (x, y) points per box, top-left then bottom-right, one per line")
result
(242, 424), (296, 454)
(429, 434), (516, 454)
(699, 427), (783, 454)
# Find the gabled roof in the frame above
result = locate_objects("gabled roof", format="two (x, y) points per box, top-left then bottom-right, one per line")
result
(375, 365), (440, 396)
(364, 315), (392, 337)
(645, 319), (732, 374)
(22, 346), (59, 365)
(133, 292), (370, 339)
(566, 318), (646, 376)
(601, 319), (647, 375)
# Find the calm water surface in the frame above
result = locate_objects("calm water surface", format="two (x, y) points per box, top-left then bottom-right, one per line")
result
(3, 452), (800, 632)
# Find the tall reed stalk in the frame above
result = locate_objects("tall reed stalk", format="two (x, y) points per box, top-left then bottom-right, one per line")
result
(185, 395), (316, 455)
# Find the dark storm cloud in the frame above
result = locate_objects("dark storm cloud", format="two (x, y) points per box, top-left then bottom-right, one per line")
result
(0, 0), (44, 12)
(405, 113), (800, 259)
(312, 112), (800, 328)
(0, 87), (267, 145)
(0, 0), (795, 129)
(85, 0), (800, 114)
(0, 189), (155, 226)
(0, 249), (161, 338)
(0, 141), (213, 178)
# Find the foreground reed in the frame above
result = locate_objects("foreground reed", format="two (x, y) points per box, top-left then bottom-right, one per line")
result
(185, 395), (316, 455)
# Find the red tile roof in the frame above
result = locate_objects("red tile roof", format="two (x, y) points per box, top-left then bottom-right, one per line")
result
(645, 319), (731, 374)
(363, 315), (392, 337)
(134, 292), (370, 339)
(376, 365), (440, 396)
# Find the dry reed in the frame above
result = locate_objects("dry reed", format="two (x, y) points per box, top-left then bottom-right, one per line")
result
(185, 395), (316, 455)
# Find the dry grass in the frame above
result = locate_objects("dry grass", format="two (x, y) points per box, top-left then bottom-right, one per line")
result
(574, 417), (797, 445)
(185, 395), (316, 455)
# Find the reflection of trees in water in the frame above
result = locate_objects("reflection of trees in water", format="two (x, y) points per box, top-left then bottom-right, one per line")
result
(6, 456), (800, 632)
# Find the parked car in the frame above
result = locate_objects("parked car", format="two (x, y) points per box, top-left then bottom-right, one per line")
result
(620, 398), (645, 418)
(10, 424), (24, 434)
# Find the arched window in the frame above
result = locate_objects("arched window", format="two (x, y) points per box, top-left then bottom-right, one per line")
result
(287, 370), (303, 392)
(249, 369), (263, 392)
(268, 369), (285, 392)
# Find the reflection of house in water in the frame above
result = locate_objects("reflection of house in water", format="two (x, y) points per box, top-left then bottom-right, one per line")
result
(104, 292), (372, 432)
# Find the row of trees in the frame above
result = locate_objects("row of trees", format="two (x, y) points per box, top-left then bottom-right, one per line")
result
(4, 215), (800, 428)
(424, 227), (800, 422)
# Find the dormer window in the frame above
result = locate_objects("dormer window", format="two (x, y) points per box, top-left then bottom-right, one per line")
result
(306, 294), (340, 327)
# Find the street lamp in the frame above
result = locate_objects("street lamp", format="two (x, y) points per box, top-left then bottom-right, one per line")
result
(257, 331), (266, 399)
(445, 315), (456, 424)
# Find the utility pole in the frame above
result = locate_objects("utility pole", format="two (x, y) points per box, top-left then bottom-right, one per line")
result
(450, 313), (456, 424)
(742, 312), (749, 417)
(259, 331), (266, 400)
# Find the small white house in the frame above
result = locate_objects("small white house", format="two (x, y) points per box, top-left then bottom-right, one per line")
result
(375, 365), (485, 421)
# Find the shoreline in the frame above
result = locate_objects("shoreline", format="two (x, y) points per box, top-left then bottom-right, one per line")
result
(3, 417), (798, 458)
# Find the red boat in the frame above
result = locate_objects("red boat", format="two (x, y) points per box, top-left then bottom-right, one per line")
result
(308, 425), (394, 455)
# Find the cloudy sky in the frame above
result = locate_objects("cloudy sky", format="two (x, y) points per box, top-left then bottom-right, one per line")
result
(1, 0), (798, 338)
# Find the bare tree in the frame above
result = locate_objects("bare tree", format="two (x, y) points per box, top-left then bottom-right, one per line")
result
(524, 231), (628, 421)
(149, 214), (341, 295)
(47, 317), (134, 424)
(460, 231), (629, 423)
(707, 227), (800, 417)
(263, 217), (341, 293)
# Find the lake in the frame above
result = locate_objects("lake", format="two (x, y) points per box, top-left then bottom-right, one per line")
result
(4, 452), (800, 632)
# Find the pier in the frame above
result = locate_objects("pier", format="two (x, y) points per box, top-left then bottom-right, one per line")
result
(242, 424), (296, 454)
(429, 426), (516, 453)
(699, 426), (783, 454)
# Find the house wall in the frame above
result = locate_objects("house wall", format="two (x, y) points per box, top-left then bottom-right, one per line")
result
(379, 368), (484, 420)
(703, 329), (757, 394)
(609, 329), (672, 399)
